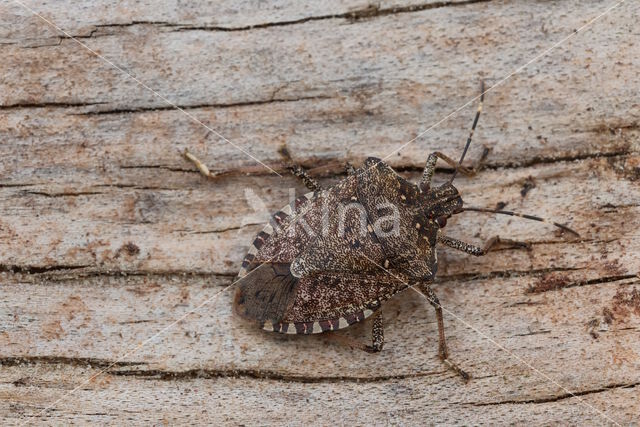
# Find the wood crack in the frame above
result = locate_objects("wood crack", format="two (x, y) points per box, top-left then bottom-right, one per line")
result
(189, 0), (491, 32)
(12, 0), (494, 49)
(0, 101), (107, 111)
(0, 183), (37, 188)
(94, 183), (177, 191)
(25, 190), (103, 198)
(1, 356), (453, 384)
(527, 274), (639, 294)
(75, 95), (333, 116)
(393, 150), (635, 174)
(483, 149), (635, 171)
(580, 122), (640, 134)
(118, 164), (196, 173)
(8, 263), (621, 286)
(0, 264), (91, 274)
(174, 223), (263, 235)
(107, 367), (446, 384)
(178, 150), (637, 180)
(472, 381), (640, 406)
(84, 1), (493, 34)
(436, 266), (585, 285)
(0, 356), (146, 370)
(1, 96), (330, 114)
(2, 268), (238, 282)
(0, 264), (588, 284)
(510, 330), (551, 337)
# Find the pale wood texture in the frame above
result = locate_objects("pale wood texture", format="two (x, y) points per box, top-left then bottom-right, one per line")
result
(1, 0), (640, 425)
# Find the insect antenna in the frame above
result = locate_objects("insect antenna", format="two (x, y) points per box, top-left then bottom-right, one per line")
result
(450, 81), (485, 183)
(462, 206), (580, 237)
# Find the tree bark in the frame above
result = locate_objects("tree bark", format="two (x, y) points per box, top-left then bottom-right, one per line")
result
(1, 0), (639, 425)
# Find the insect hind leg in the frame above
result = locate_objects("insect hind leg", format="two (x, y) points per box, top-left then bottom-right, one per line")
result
(415, 282), (469, 381)
(324, 310), (384, 353)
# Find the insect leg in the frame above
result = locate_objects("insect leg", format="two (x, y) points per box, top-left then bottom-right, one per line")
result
(364, 311), (384, 353)
(437, 233), (531, 256)
(421, 81), (489, 188)
(345, 162), (357, 176)
(278, 145), (322, 190)
(288, 164), (322, 191)
(324, 310), (384, 353)
(419, 151), (480, 189)
(415, 282), (469, 380)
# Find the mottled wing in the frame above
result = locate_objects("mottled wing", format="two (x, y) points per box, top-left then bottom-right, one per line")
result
(285, 271), (408, 321)
(233, 262), (298, 325)
(266, 270), (410, 334)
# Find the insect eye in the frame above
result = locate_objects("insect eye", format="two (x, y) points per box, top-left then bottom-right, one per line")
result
(436, 216), (447, 228)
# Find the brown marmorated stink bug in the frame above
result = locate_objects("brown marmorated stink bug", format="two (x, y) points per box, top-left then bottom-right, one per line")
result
(184, 85), (578, 380)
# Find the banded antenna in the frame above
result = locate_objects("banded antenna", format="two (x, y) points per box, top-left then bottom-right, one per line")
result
(450, 80), (485, 183)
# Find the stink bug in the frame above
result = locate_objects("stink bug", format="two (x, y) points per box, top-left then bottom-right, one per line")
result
(184, 85), (577, 380)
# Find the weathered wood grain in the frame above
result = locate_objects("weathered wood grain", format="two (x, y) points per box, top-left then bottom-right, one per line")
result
(2, 362), (640, 425)
(1, 0), (639, 425)
(2, 0), (639, 175)
(2, 0), (480, 43)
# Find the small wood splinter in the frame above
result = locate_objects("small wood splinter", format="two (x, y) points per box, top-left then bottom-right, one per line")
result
(183, 148), (217, 178)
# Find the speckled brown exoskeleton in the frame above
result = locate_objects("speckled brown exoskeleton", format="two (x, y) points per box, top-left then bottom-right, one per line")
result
(184, 86), (578, 380)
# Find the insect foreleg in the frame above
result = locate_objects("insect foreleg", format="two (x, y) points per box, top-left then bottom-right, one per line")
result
(419, 151), (478, 190)
(420, 82), (488, 188)
(437, 233), (531, 256)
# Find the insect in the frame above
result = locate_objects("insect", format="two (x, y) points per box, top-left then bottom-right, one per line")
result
(184, 85), (578, 380)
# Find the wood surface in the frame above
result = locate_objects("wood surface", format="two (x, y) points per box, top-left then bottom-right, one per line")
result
(1, 0), (639, 425)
